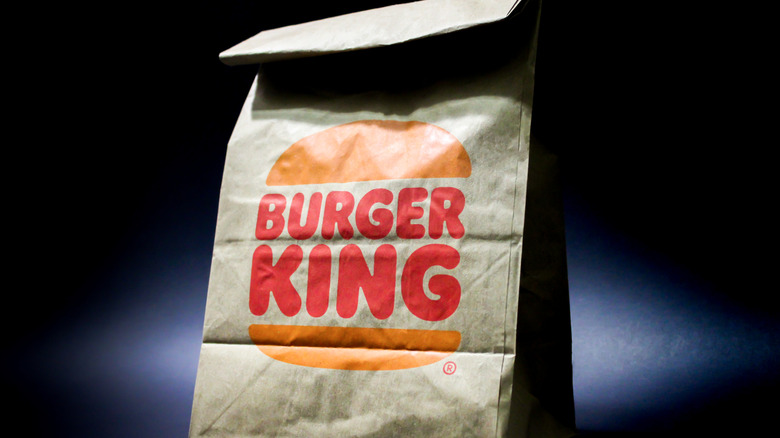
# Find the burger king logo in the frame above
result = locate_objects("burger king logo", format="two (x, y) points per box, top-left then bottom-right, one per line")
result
(248, 120), (471, 371)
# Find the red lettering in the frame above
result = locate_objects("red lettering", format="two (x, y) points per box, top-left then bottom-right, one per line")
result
(396, 188), (427, 239)
(306, 244), (331, 317)
(256, 194), (286, 240)
(249, 245), (303, 316)
(322, 191), (355, 240)
(429, 187), (465, 239)
(250, 188), (466, 321)
(401, 244), (460, 321)
(337, 244), (397, 319)
(356, 188), (394, 239)
(289, 192), (322, 240)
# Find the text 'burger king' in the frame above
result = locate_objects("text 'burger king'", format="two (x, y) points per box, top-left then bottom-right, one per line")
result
(248, 119), (471, 371)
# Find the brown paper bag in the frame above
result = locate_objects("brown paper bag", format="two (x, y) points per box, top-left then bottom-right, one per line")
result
(189, 0), (574, 436)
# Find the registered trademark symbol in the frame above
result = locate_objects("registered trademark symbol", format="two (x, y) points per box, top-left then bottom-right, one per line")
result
(443, 361), (457, 375)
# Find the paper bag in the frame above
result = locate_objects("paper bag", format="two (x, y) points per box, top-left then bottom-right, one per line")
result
(190, 0), (575, 436)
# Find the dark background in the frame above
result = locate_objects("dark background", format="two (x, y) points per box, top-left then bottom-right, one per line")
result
(8, 1), (777, 436)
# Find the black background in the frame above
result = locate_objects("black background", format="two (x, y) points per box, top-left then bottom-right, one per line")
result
(7, 1), (777, 436)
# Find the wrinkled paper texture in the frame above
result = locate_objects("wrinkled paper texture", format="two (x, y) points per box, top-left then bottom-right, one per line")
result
(190, 1), (573, 436)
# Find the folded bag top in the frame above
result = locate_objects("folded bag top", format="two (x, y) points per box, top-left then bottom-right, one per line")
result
(219, 0), (525, 65)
